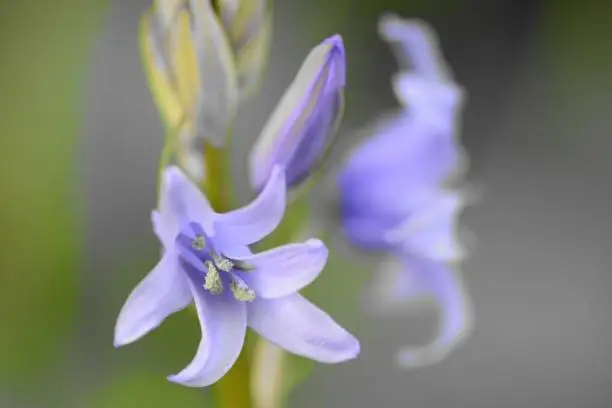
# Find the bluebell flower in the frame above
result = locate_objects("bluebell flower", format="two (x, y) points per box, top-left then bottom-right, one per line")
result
(337, 14), (471, 367)
(249, 35), (345, 192)
(114, 165), (360, 387)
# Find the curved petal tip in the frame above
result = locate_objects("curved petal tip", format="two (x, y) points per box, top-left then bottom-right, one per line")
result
(324, 34), (344, 51)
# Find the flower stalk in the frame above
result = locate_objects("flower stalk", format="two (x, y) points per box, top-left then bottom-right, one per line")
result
(202, 142), (231, 212)
(203, 136), (254, 408)
(213, 344), (254, 408)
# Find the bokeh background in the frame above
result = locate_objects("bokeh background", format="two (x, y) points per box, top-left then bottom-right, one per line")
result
(2, 0), (612, 407)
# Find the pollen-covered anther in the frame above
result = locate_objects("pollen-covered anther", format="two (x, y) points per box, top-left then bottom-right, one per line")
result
(191, 235), (206, 251)
(229, 276), (256, 302)
(212, 252), (234, 272)
(203, 260), (224, 295)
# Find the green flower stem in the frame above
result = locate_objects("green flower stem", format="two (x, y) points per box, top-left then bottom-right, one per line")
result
(213, 339), (254, 408)
(157, 121), (183, 201)
(202, 143), (231, 212)
(201, 136), (254, 408)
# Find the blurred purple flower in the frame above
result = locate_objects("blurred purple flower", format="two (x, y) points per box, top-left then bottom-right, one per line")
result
(114, 165), (359, 387)
(337, 14), (471, 367)
(249, 34), (345, 191)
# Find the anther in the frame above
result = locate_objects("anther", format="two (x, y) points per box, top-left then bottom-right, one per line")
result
(230, 276), (255, 302)
(203, 260), (223, 295)
(212, 252), (234, 272)
(191, 235), (206, 251)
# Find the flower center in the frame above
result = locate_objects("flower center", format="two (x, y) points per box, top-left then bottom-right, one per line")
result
(177, 222), (255, 302)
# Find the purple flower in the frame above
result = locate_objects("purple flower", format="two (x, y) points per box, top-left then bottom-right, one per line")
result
(339, 13), (464, 253)
(338, 117), (464, 252)
(249, 35), (345, 191)
(114, 165), (360, 387)
(337, 15), (471, 366)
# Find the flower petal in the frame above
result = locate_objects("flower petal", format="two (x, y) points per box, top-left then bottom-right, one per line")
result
(362, 254), (429, 315)
(339, 114), (459, 199)
(152, 210), (171, 248)
(247, 294), (360, 363)
(394, 258), (473, 368)
(234, 239), (328, 298)
(392, 72), (462, 129)
(340, 216), (394, 250)
(114, 253), (192, 347)
(161, 166), (216, 234)
(379, 14), (451, 82)
(216, 165), (286, 246)
(385, 191), (465, 261)
(168, 280), (247, 387)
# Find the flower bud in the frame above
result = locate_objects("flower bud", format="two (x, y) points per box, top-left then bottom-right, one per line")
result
(213, 0), (273, 100)
(141, 0), (239, 147)
(249, 35), (346, 192)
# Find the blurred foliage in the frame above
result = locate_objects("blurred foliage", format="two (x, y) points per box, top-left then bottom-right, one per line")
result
(87, 370), (208, 408)
(0, 0), (108, 396)
(539, 1), (612, 87)
(537, 0), (612, 148)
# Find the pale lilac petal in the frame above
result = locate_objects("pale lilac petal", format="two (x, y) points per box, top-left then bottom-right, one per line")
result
(392, 73), (462, 127)
(156, 168), (182, 244)
(152, 210), (172, 248)
(162, 166), (216, 234)
(114, 253), (192, 347)
(363, 254), (430, 314)
(340, 217), (393, 250)
(339, 129), (452, 249)
(338, 114), (459, 199)
(168, 281), (247, 387)
(386, 191), (465, 261)
(216, 166), (286, 246)
(248, 294), (360, 363)
(234, 239), (328, 298)
(395, 259), (473, 368)
(379, 14), (451, 82)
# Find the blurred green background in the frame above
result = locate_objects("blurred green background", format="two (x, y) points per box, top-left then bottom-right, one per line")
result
(2, 0), (612, 407)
